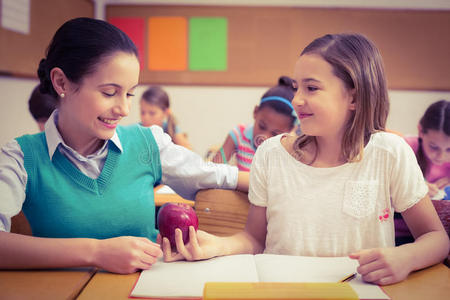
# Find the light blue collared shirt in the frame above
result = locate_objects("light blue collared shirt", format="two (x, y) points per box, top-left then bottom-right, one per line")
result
(0, 110), (238, 231)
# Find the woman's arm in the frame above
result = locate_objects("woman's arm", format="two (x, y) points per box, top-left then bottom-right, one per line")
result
(350, 196), (449, 285)
(172, 133), (192, 150)
(161, 204), (267, 262)
(152, 126), (241, 200)
(0, 231), (162, 274)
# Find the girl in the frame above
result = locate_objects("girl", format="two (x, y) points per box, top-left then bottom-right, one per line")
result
(212, 76), (297, 171)
(394, 100), (450, 244)
(28, 83), (58, 132)
(0, 18), (248, 274)
(161, 33), (449, 286)
(140, 86), (192, 149)
(405, 100), (450, 199)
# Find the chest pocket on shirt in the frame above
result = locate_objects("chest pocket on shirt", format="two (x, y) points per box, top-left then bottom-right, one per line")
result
(343, 180), (378, 219)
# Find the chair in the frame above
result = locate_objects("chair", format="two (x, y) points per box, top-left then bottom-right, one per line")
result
(10, 211), (32, 235)
(194, 189), (250, 236)
(395, 200), (450, 267)
(432, 200), (450, 236)
(432, 200), (450, 267)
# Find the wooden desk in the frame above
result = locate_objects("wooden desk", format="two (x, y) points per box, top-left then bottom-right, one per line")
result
(154, 185), (194, 207)
(0, 268), (96, 300)
(77, 263), (449, 300)
(382, 263), (450, 300)
(77, 271), (139, 300)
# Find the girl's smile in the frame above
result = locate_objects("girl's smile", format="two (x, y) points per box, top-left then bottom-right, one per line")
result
(297, 112), (314, 120)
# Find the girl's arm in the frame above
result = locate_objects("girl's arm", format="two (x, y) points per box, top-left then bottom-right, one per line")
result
(0, 231), (162, 274)
(161, 204), (267, 262)
(350, 196), (449, 285)
(211, 135), (235, 164)
(172, 133), (192, 150)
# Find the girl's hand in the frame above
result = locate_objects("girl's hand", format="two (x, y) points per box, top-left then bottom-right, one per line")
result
(93, 236), (162, 274)
(157, 226), (221, 262)
(349, 247), (413, 285)
(426, 182), (440, 198)
(433, 177), (450, 190)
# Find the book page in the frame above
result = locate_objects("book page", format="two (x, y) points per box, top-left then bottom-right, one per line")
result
(131, 254), (258, 298)
(254, 254), (390, 299)
(155, 185), (176, 194)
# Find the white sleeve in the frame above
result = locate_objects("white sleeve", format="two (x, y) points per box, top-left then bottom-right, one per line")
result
(248, 142), (268, 207)
(149, 126), (239, 200)
(390, 137), (428, 212)
(0, 140), (27, 232)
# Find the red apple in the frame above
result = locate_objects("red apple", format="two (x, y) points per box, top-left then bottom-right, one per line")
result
(157, 202), (199, 248)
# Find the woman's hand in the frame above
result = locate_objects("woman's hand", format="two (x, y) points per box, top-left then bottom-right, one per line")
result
(158, 226), (221, 262)
(349, 247), (413, 285)
(93, 236), (162, 274)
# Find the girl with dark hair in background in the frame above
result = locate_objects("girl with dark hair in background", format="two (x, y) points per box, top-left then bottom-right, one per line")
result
(212, 76), (298, 171)
(28, 83), (58, 131)
(405, 100), (450, 199)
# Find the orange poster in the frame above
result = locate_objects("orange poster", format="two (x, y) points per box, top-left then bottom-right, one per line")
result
(148, 17), (187, 71)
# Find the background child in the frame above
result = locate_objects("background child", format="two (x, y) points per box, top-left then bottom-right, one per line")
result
(394, 99), (449, 245)
(0, 17), (248, 274)
(140, 86), (191, 149)
(405, 99), (450, 199)
(212, 76), (297, 171)
(161, 33), (449, 286)
(28, 83), (58, 131)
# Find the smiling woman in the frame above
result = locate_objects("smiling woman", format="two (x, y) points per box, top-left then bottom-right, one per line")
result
(52, 52), (140, 156)
(0, 17), (249, 275)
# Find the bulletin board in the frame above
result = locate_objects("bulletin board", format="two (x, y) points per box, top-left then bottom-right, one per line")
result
(0, 0), (94, 78)
(106, 5), (450, 91)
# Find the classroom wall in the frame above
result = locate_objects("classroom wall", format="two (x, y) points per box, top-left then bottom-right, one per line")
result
(1, 0), (450, 156)
(1, 75), (449, 156)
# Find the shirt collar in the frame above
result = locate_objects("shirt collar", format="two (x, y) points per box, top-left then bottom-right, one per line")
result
(44, 109), (123, 159)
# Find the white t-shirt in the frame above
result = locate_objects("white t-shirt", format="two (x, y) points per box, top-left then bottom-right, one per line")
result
(249, 132), (428, 257)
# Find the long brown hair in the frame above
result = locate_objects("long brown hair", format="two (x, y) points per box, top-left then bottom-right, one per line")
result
(141, 86), (177, 140)
(294, 33), (389, 163)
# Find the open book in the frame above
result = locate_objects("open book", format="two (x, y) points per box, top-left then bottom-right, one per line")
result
(131, 254), (390, 299)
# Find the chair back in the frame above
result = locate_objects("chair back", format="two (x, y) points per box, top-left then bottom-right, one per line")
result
(195, 189), (250, 236)
(10, 211), (32, 235)
(432, 200), (450, 237)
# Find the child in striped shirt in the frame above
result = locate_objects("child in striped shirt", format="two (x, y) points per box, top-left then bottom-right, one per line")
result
(213, 76), (298, 171)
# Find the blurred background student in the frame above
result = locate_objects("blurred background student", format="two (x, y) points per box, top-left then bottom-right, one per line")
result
(395, 99), (449, 246)
(404, 99), (450, 200)
(211, 76), (298, 171)
(140, 86), (191, 149)
(28, 83), (58, 132)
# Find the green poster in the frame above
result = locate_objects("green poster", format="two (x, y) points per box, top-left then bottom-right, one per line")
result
(189, 17), (227, 71)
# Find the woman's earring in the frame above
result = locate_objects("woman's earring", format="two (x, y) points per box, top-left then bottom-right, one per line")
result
(60, 93), (65, 98)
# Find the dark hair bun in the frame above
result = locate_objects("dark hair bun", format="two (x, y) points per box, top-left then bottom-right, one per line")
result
(278, 76), (295, 91)
(37, 59), (54, 96)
